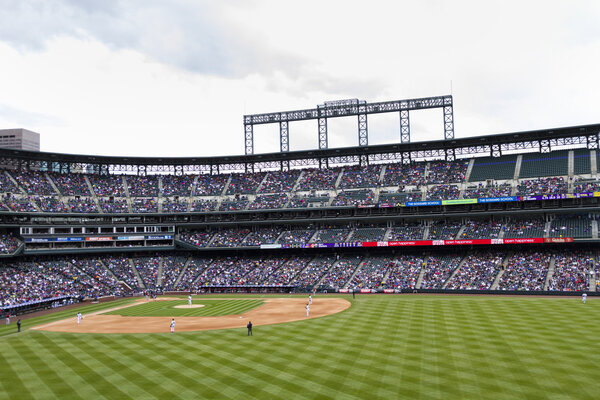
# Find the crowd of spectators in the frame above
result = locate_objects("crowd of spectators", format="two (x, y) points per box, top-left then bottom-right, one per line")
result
(259, 170), (301, 193)
(241, 228), (281, 246)
(459, 219), (503, 239)
(331, 189), (375, 206)
(89, 175), (126, 197)
(420, 255), (462, 289)
(277, 228), (316, 244)
(190, 199), (218, 212)
(502, 218), (546, 238)
(428, 220), (462, 240)
(226, 172), (265, 195)
(127, 176), (159, 197)
(549, 252), (591, 291)
(219, 198), (249, 211)
(0, 171), (19, 193)
(290, 255), (336, 287)
(36, 196), (69, 213)
(242, 258), (286, 285)
(179, 230), (214, 247)
(103, 256), (140, 290)
(3, 195), (38, 212)
(210, 229), (251, 247)
(263, 256), (311, 285)
(174, 257), (212, 290)
(572, 178), (600, 194)
(387, 223), (425, 241)
(12, 171), (56, 195)
(0, 234), (20, 254)
(133, 256), (160, 289)
(314, 227), (351, 243)
(161, 175), (195, 197)
(348, 256), (390, 288)
(426, 185), (460, 201)
(70, 257), (121, 295)
(68, 198), (98, 213)
(99, 198), (129, 213)
(248, 193), (289, 210)
(195, 174), (228, 196)
(320, 255), (362, 289)
(339, 165), (380, 189)
(295, 168), (340, 191)
(287, 195), (330, 208)
(464, 182), (512, 198)
(427, 161), (468, 184)
(131, 198), (158, 213)
(382, 162), (426, 187)
(162, 198), (189, 213)
(384, 255), (424, 289)
(157, 255), (188, 290)
(516, 177), (568, 196)
(498, 251), (549, 291)
(51, 173), (90, 196)
(445, 252), (503, 290)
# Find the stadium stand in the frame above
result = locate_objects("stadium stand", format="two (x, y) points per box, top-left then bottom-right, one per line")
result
(519, 150), (569, 178)
(468, 155), (518, 182)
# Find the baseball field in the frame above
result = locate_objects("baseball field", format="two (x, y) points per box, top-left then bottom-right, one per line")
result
(0, 294), (598, 399)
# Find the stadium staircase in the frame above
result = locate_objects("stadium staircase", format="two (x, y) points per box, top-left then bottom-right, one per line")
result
(172, 256), (192, 288)
(454, 224), (467, 240)
(129, 258), (147, 289)
(344, 260), (363, 288)
(543, 255), (556, 291)
(568, 150), (574, 177)
(381, 266), (392, 287)
(98, 258), (134, 294)
(156, 259), (164, 287)
(314, 258), (343, 288)
(591, 151), (597, 175)
(191, 259), (215, 287)
(513, 155), (523, 180)
(190, 175), (200, 196)
(334, 168), (344, 189)
(379, 165), (387, 183)
(422, 225), (430, 240)
(45, 173), (61, 195)
(83, 176), (102, 211)
(590, 272), (597, 292)
(255, 173), (269, 194)
(497, 226), (505, 239)
(415, 260), (426, 289)
(543, 221), (552, 238)
(490, 252), (512, 289)
(5, 171), (26, 195)
(464, 159), (475, 182)
(442, 255), (468, 289)
(291, 170), (304, 192)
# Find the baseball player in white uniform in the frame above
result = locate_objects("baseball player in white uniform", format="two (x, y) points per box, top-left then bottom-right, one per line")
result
(309, 295), (312, 305)
(170, 318), (175, 333)
(77, 312), (82, 324)
(582, 293), (587, 304)
(188, 295), (192, 307)
(306, 304), (310, 317)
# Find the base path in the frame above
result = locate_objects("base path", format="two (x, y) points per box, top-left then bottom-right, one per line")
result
(32, 297), (351, 334)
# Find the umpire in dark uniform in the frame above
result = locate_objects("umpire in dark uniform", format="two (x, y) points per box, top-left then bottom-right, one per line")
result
(247, 321), (253, 336)
(17, 319), (21, 333)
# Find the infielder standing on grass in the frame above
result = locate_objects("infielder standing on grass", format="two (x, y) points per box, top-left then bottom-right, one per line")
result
(582, 293), (587, 304)
(170, 318), (175, 333)
(77, 312), (82, 324)
(188, 295), (192, 307)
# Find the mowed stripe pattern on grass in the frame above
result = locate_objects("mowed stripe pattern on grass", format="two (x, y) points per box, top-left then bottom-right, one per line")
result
(1, 296), (600, 399)
(103, 299), (265, 317)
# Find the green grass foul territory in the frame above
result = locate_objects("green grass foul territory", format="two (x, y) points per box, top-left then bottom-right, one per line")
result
(1, 295), (599, 399)
(103, 299), (264, 317)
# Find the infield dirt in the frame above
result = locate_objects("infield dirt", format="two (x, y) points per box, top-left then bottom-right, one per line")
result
(32, 297), (350, 334)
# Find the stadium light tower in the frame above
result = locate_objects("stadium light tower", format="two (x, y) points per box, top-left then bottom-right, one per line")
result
(243, 95), (454, 155)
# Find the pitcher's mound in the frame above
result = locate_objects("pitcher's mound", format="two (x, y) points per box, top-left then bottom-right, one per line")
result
(174, 304), (205, 309)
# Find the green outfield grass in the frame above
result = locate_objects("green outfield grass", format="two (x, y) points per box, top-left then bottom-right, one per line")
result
(103, 299), (264, 317)
(1, 295), (599, 399)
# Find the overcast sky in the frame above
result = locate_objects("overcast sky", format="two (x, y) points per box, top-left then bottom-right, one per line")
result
(0, 0), (598, 157)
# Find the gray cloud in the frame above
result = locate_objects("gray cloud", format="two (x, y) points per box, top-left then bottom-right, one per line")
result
(0, 103), (63, 127)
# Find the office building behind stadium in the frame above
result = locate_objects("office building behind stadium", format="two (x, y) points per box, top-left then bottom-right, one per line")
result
(0, 104), (599, 315)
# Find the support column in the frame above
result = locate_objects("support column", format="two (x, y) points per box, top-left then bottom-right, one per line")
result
(280, 121), (289, 152)
(244, 124), (254, 155)
(318, 117), (328, 149)
(443, 105), (454, 140)
(358, 113), (368, 146)
(400, 110), (410, 143)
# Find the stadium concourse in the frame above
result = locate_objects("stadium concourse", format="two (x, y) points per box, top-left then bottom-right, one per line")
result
(1, 126), (600, 316)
